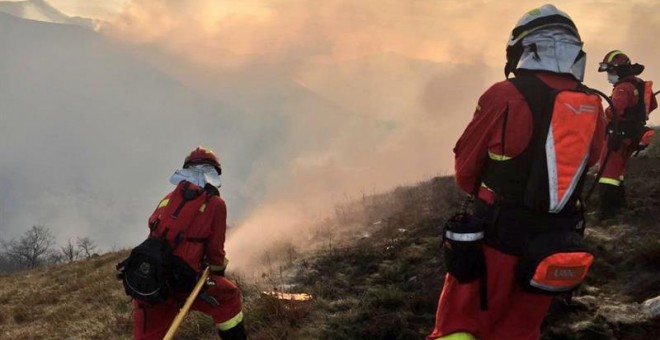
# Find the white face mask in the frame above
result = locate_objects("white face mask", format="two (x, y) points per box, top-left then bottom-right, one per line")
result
(169, 164), (221, 188)
(607, 72), (619, 85)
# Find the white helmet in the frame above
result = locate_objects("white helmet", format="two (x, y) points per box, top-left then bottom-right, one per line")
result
(505, 4), (586, 81)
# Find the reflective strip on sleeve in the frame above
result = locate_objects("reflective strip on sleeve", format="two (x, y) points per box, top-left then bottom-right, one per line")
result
(158, 198), (169, 209)
(599, 177), (621, 186)
(199, 203), (207, 212)
(445, 231), (484, 242)
(210, 258), (229, 272)
(488, 151), (512, 161)
(217, 310), (244, 331)
(430, 332), (478, 340)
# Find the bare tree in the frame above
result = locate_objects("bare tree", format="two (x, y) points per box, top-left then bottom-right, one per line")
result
(61, 238), (80, 263)
(3, 225), (56, 269)
(76, 237), (97, 258)
(47, 250), (64, 264)
(0, 252), (18, 273)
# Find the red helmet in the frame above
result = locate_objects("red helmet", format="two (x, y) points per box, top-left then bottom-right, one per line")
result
(183, 146), (222, 175)
(598, 50), (631, 72)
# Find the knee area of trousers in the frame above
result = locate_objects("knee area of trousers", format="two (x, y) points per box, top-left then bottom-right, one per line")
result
(209, 277), (240, 297)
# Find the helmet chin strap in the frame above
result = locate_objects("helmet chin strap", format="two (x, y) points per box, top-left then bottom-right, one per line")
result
(505, 42), (524, 78)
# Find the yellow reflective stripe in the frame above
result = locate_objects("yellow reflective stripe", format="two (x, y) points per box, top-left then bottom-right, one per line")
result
(217, 310), (244, 331)
(158, 198), (169, 209)
(528, 8), (542, 16)
(599, 177), (621, 186)
(607, 50), (623, 63)
(430, 332), (477, 340)
(210, 258), (229, 272)
(488, 151), (512, 161)
(201, 146), (215, 155)
(210, 264), (226, 271)
(199, 203), (207, 212)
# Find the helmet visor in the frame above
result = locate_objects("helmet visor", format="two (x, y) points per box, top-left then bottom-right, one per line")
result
(598, 62), (611, 72)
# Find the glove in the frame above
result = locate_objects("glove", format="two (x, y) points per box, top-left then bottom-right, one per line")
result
(115, 259), (127, 280)
(209, 258), (229, 276)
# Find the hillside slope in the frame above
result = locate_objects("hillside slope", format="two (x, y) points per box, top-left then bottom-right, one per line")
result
(1, 138), (659, 339)
(272, 134), (660, 339)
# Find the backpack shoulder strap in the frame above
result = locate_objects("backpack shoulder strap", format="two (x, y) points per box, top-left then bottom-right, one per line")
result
(508, 74), (555, 116)
(507, 75), (557, 211)
(150, 181), (209, 247)
(170, 181), (205, 219)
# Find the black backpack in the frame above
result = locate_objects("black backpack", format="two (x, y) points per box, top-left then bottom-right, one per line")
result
(116, 238), (197, 304)
(116, 181), (208, 304)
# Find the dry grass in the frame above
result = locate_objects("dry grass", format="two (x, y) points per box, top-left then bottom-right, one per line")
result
(0, 251), (132, 340)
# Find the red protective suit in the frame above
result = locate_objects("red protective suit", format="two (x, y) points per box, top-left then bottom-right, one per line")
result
(598, 76), (657, 190)
(427, 71), (605, 340)
(133, 182), (244, 340)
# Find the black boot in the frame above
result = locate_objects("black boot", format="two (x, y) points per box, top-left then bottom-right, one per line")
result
(598, 183), (624, 220)
(218, 321), (247, 340)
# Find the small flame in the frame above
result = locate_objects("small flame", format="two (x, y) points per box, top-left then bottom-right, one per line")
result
(262, 291), (313, 302)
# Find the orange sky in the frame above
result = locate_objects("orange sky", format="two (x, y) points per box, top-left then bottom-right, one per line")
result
(37, 1), (659, 109)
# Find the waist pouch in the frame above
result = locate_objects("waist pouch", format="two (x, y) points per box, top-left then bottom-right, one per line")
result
(443, 212), (486, 283)
(516, 230), (594, 295)
(481, 205), (585, 256)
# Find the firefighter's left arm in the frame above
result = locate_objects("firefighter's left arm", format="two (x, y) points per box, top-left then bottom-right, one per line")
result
(205, 198), (228, 275)
(454, 85), (509, 194)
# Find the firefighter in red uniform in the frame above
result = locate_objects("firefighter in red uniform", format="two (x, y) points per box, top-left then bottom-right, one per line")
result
(427, 5), (605, 340)
(133, 146), (247, 340)
(596, 51), (657, 219)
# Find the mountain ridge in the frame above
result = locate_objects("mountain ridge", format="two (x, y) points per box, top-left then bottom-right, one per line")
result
(0, 0), (96, 29)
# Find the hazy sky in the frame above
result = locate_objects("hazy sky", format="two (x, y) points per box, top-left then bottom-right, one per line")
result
(48, 0), (660, 77)
(2, 0), (660, 269)
(46, 0), (128, 20)
(44, 0), (660, 115)
(46, 0), (660, 114)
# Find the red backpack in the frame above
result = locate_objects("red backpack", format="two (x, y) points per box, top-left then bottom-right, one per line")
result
(511, 75), (597, 294)
(148, 181), (210, 246)
(480, 74), (599, 294)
